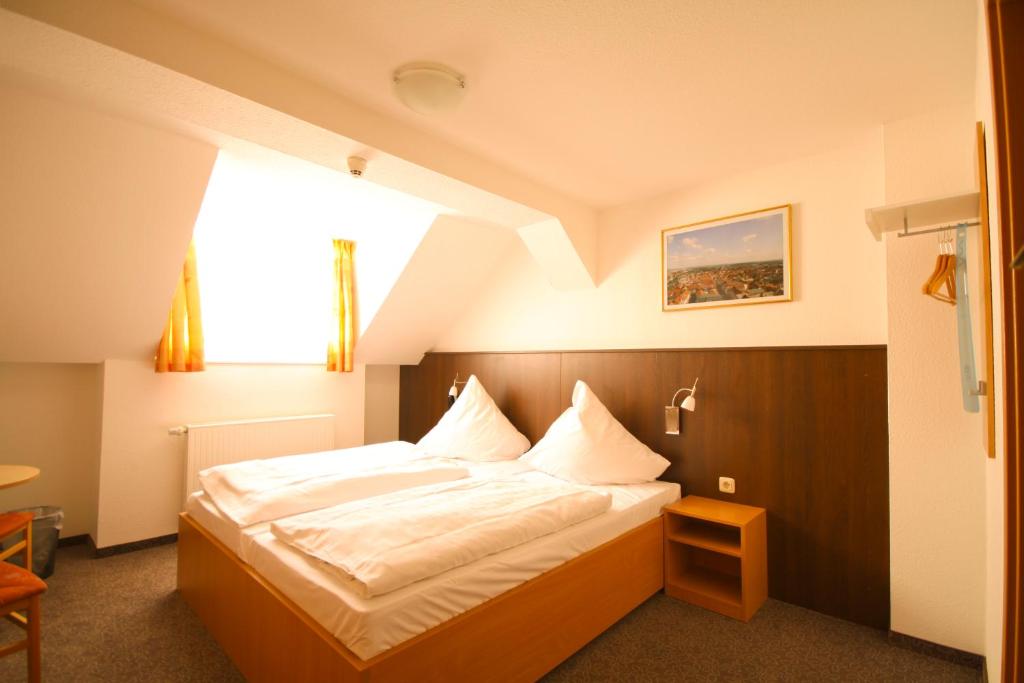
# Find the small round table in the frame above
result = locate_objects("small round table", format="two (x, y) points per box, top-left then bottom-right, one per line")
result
(0, 466), (40, 490)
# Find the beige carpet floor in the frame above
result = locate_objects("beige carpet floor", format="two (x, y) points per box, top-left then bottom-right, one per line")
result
(0, 543), (981, 682)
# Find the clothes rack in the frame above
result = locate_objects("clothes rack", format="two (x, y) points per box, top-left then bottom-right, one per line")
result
(896, 218), (980, 238)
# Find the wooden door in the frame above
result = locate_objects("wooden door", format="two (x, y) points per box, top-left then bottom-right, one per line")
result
(986, 2), (1024, 681)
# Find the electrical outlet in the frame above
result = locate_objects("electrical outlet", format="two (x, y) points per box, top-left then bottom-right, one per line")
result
(719, 476), (735, 494)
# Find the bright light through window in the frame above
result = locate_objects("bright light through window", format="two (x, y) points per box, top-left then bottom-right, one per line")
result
(192, 149), (442, 364)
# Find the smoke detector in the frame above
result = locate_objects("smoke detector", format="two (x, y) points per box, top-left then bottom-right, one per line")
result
(392, 62), (466, 115)
(347, 156), (367, 177)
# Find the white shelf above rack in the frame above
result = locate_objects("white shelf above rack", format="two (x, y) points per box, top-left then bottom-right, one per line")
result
(864, 191), (980, 241)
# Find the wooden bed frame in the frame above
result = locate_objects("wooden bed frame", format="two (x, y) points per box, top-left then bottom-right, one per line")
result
(177, 512), (664, 682)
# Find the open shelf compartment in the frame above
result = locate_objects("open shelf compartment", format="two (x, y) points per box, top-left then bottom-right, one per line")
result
(665, 514), (742, 557)
(665, 542), (743, 610)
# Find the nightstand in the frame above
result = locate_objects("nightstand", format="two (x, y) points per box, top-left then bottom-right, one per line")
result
(662, 495), (767, 621)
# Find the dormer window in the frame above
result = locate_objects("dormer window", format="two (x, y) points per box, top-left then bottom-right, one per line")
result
(192, 150), (440, 365)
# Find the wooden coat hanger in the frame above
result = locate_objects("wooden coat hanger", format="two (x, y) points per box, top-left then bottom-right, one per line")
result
(923, 231), (956, 305)
(921, 245), (946, 295)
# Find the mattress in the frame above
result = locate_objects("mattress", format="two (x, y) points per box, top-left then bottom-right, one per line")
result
(186, 492), (269, 563)
(248, 472), (680, 660)
(185, 457), (536, 564)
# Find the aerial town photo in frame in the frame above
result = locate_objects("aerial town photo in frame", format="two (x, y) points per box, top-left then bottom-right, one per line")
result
(661, 205), (792, 311)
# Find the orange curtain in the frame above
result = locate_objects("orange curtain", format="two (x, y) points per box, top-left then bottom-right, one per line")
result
(155, 241), (205, 373)
(327, 239), (356, 372)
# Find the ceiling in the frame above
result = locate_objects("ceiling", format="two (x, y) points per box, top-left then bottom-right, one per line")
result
(0, 73), (516, 365)
(0, 77), (217, 363)
(134, 0), (977, 208)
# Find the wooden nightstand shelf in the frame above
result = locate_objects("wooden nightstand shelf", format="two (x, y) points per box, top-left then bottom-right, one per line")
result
(662, 496), (767, 621)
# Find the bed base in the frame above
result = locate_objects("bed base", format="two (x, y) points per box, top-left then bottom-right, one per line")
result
(177, 512), (664, 682)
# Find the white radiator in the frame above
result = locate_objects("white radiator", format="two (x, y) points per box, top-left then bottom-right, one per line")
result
(176, 414), (336, 500)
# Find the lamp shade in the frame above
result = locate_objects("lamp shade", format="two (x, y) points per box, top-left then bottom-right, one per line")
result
(393, 62), (466, 115)
(681, 394), (696, 412)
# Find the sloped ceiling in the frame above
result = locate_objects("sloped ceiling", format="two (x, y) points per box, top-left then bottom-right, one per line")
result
(357, 215), (516, 365)
(127, 0), (975, 208)
(0, 6), (599, 365)
(0, 79), (217, 363)
(0, 2), (599, 286)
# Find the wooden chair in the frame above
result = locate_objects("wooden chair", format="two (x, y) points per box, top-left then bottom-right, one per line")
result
(0, 511), (33, 567)
(0, 511), (45, 683)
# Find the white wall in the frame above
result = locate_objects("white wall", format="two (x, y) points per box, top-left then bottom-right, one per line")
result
(435, 130), (888, 351)
(884, 105), (978, 203)
(884, 235), (986, 653)
(95, 360), (365, 548)
(0, 363), (102, 538)
(882, 98), (989, 653)
(364, 365), (400, 444)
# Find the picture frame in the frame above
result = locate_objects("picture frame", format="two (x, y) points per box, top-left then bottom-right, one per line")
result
(661, 204), (793, 311)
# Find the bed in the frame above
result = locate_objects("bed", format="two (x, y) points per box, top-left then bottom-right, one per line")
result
(178, 377), (679, 681)
(178, 474), (679, 681)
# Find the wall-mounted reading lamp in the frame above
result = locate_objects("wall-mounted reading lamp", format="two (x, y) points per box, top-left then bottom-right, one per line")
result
(448, 373), (468, 408)
(665, 377), (699, 435)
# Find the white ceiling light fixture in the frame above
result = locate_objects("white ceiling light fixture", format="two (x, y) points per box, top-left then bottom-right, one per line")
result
(392, 62), (466, 115)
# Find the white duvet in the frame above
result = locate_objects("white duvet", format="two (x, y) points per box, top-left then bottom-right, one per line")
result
(271, 473), (613, 597)
(199, 441), (470, 526)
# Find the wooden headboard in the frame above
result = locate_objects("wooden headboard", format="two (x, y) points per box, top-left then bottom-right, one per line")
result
(400, 345), (890, 630)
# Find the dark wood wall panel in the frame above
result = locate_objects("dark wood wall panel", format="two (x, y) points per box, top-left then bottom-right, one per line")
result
(400, 352), (562, 445)
(399, 346), (889, 630)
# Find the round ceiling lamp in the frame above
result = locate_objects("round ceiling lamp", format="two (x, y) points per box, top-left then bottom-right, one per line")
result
(392, 62), (466, 115)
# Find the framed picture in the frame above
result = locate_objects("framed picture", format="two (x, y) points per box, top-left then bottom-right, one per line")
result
(661, 204), (792, 311)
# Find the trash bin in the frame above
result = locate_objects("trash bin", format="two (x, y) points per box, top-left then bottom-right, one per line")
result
(2, 506), (63, 578)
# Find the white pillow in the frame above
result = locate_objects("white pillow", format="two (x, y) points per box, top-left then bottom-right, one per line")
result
(416, 375), (530, 461)
(522, 380), (670, 484)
